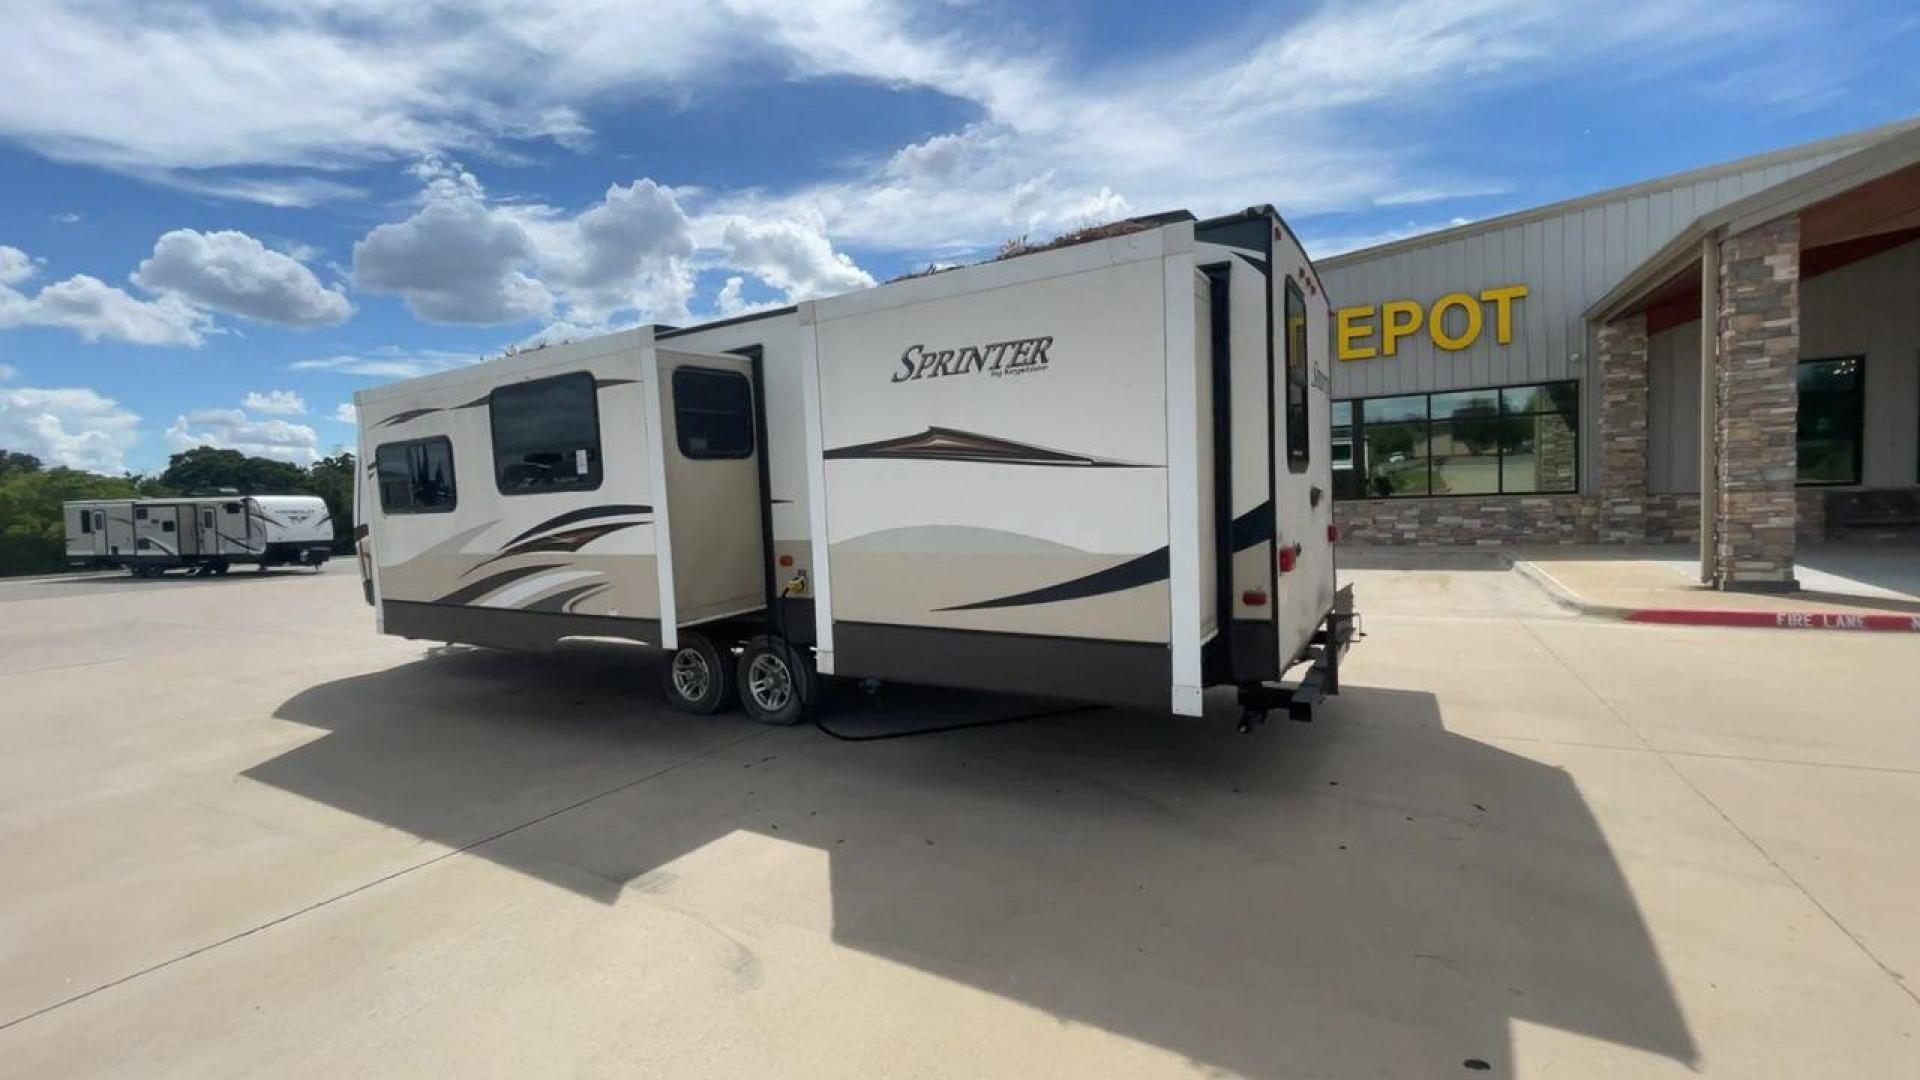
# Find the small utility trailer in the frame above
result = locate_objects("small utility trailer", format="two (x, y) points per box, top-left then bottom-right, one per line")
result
(64, 495), (334, 577)
(355, 207), (1355, 726)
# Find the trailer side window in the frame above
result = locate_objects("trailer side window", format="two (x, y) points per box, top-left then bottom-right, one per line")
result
(135, 507), (148, 521)
(491, 372), (604, 494)
(376, 437), (458, 514)
(671, 367), (754, 460)
(1284, 278), (1310, 472)
(92, 511), (104, 531)
(162, 519), (175, 532)
(80, 511), (93, 534)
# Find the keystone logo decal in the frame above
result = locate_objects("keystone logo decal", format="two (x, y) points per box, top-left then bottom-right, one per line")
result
(890, 336), (1054, 383)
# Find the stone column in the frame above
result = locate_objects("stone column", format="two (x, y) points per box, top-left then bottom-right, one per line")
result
(1712, 216), (1800, 590)
(1595, 314), (1650, 544)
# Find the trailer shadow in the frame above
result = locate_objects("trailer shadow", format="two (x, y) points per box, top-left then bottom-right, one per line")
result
(258, 644), (1696, 1077)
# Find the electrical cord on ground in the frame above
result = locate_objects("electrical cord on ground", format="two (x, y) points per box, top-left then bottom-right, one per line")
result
(812, 701), (1106, 742)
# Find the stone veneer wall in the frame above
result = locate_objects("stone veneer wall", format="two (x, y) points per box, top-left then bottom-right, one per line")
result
(1335, 494), (1598, 546)
(1712, 216), (1800, 588)
(1595, 315), (1651, 543)
(1644, 493), (1701, 544)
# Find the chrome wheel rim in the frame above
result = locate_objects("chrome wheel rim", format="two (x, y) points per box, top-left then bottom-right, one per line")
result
(670, 648), (711, 702)
(746, 651), (792, 713)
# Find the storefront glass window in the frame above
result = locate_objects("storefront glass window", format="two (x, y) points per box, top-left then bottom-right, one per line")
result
(1796, 356), (1864, 486)
(1336, 380), (1578, 499)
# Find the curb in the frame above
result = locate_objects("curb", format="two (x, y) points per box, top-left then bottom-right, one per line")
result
(1510, 558), (1920, 633)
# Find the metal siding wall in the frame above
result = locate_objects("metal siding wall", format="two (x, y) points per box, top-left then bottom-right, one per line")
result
(1647, 320), (1702, 494)
(1322, 146), (1857, 402)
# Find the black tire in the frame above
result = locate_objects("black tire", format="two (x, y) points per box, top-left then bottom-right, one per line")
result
(736, 636), (815, 726)
(213, 561), (230, 576)
(660, 632), (736, 715)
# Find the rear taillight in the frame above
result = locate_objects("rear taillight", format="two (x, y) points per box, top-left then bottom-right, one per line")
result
(1241, 589), (1268, 607)
(1328, 524), (1339, 543)
(1278, 546), (1297, 574)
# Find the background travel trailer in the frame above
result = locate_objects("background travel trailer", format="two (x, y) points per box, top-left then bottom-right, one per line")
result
(355, 208), (1351, 724)
(64, 495), (333, 576)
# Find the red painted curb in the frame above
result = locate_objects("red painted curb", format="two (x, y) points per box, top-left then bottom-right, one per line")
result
(1625, 609), (1920, 632)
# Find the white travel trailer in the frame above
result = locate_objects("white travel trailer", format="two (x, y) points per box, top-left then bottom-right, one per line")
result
(355, 207), (1355, 725)
(64, 495), (334, 576)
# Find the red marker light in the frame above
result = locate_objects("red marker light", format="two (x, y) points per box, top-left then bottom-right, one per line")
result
(1327, 524), (1339, 543)
(1278, 546), (1297, 574)
(778, 554), (794, 567)
(1241, 590), (1268, 607)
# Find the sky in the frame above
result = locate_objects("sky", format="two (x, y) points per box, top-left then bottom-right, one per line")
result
(0, 0), (1915, 474)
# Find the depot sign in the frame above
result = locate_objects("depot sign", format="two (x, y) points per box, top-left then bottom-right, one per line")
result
(1336, 284), (1529, 361)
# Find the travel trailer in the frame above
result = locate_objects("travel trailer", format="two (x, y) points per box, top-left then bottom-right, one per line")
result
(355, 207), (1355, 726)
(64, 495), (334, 576)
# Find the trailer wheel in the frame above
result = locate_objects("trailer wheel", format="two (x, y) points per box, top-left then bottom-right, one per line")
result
(660, 632), (736, 715)
(737, 636), (815, 725)
(213, 561), (230, 576)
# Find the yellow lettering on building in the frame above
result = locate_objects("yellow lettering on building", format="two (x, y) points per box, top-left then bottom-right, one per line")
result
(1380, 300), (1423, 356)
(1429, 293), (1482, 351)
(1336, 306), (1377, 361)
(1334, 283), (1530, 360)
(1480, 284), (1529, 344)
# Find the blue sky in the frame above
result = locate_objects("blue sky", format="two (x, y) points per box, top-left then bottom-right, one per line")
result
(1, 0), (1915, 473)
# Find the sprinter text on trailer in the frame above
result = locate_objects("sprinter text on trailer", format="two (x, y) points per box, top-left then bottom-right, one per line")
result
(355, 207), (1354, 727)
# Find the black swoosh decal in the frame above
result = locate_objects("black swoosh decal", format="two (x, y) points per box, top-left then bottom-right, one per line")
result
(826, 426), (1151, 468)
(937, 502), (1274, 611)
(502, 504), (652, 548)
(461, 521), (641, 577)
(375, 407), (444, 428)
(1230, 500), (1272, 551)
(525, 581), (608, 614)
(433, 563), (567, 606)
(939, 549), (1169, 611)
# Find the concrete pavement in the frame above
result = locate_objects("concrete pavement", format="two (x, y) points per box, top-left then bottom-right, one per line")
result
(0, 562), (1916, 1077)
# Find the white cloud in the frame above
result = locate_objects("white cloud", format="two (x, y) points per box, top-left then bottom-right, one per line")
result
(290, 346), (480, 379)
(0, 0), (739, 202)
(718, 212), (875, 301)
(332, 402), (357, 424)
(0, 245), (212, 346)
(0, 362), (17, 381)
(0, 247), (38, 287)
(51, 211), (83, 224)
(353, 162), (708, 327)
(1305, 216), (1475, 259)
(164, 407), (320, 464)
(713, 276), (757, 317)
(0, 384), (142, 472)
(132, 229), (352, 328)
(242, 389), (308, 416)
(351, 164), (554, 324)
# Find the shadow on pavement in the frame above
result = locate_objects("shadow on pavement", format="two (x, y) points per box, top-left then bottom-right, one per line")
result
(259, 643), (1695, 1077)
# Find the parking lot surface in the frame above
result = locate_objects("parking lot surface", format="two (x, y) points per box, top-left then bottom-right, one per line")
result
(1, 561), (1916, 1077)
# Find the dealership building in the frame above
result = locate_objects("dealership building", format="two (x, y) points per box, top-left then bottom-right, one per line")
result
(1320, 118), (1920, 589)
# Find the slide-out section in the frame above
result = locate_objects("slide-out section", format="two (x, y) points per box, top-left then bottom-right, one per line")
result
(806, 226), (1187, 711)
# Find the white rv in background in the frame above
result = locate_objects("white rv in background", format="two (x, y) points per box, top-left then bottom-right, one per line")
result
(355, 207), (1355, 726)
(64, 495), (334, 577)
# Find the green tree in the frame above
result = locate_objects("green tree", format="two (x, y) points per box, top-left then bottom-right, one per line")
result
(0, 461), (141, 575)
(306, 452), (357, 549)
(159, 446), (305, 495)
(0, 451), (44, 478)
